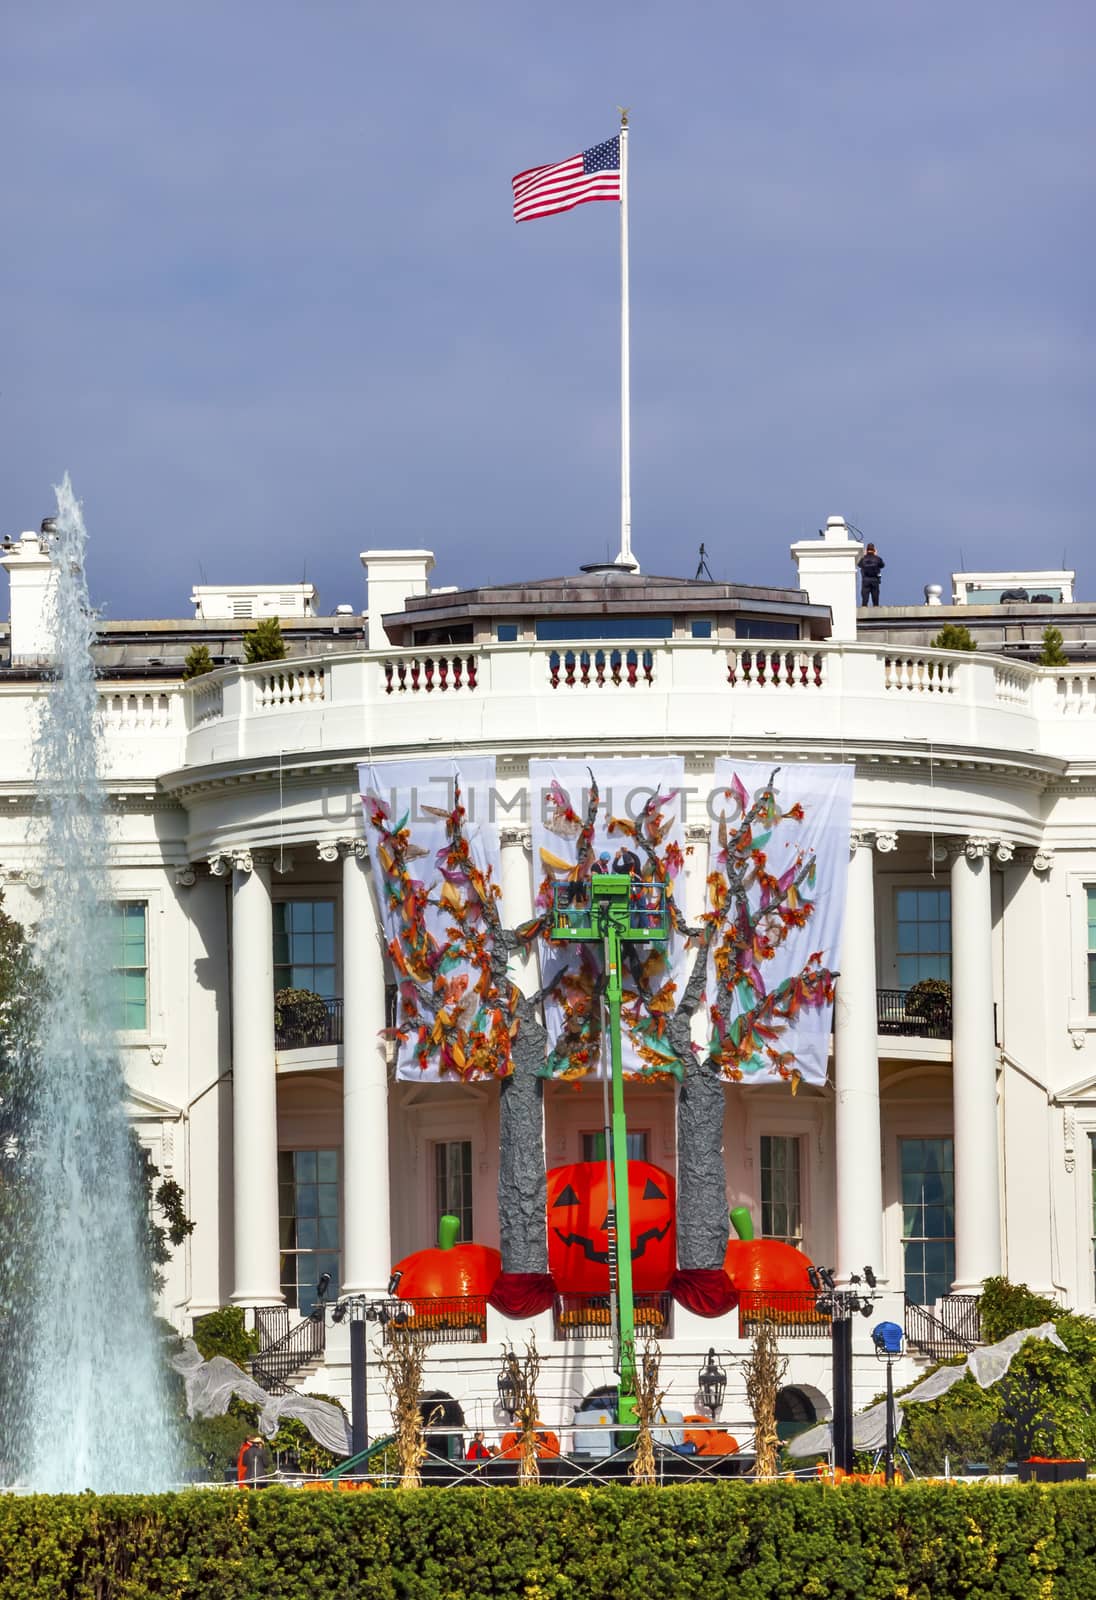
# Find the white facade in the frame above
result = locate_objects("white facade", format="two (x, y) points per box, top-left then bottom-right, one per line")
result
(5, 529), (1096, 1448)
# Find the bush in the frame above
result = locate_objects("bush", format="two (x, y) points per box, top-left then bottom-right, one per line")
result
(2, 1484), (1096, 1598)
(182, 643), (215, 679)
(930, 623), (977, 652)
(192, 1305), (259, 1366)
(904, 977), (951, 1025)
(274, 987), (331, 1047)
(243, 616), (287, 663)
(1039, 625), (1069, 667)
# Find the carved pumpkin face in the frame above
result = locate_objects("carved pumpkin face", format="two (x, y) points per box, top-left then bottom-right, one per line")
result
(392, 1240), (501, 1300)
(546, 1160), (676, 1294)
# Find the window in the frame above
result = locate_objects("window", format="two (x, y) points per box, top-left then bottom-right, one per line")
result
(273, 901), (336, 998)
(896, 888), (951, 988)
(435, 1140), (473, 1242)
(760, 1135), (802, 1245)
(900, 1138), (955, 1305)
(535, 615), (672, 642)
(109, 902), (148, 1030)
(582, 1130), (649, 1162)
(1087, 890), (1096, 1012)
(496, 623), (519, 642)
(735, 619), (799, 640)
(279, 1149), (340, 1314)
(690, 619), (713, 640)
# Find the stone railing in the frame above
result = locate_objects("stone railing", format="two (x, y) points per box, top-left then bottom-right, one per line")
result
(97, 690), (181, 732)
(175, 640), (1096, 772)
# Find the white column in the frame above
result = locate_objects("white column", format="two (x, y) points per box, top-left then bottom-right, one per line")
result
(950, 839), (1003, 1293)
(336, 839), (392, 1296)
(222, 849), (282, 1306)
(184, 869), (234, 1315)
(833, 832), (886, 1284)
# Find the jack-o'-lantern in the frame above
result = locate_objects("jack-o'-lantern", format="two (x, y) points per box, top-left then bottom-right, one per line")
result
(546, 1160), (676, 1294)
(391, 1214), (501, 1301)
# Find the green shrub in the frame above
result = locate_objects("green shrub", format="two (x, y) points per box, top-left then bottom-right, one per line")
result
(904, 977), (951, 1025)
(1, 1484), (1096, 1599)
(930, 623), (977, 652)
(243, 616), (287, 663)
(274, 987), (331, 1046)
(192, 1304), (259, 1366)
(1039, 626), (1069, 667)
(980, 1276), (1061, 1343)
(182, 643), (215, 679)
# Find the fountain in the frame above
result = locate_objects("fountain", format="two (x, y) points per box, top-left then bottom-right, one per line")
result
(0, 476), (177, 1491)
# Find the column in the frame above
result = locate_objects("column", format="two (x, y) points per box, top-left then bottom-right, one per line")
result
(950, 839), (1004, 1292)
(217, 848), (282, 1306)
(832, 831), (887, 1284)
(183, 868), (234, 1314)
(335, 839), (392, 1296)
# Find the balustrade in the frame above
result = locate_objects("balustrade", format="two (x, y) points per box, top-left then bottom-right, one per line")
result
(383, 653), (478, 694)
(725, 648), (824, 688)
(252, 666), (327, 710)
(546, 647), (654, 689)
(883, 655), (957, 694)
(97, 690), (178, 731)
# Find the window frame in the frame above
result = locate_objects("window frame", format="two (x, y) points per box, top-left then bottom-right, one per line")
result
(272, 894), (339, 1001)
(893, 885), (952, 990)
(759, 1133), (803, 1246)
(897, 1135), (956, 1306)
(433, 1138), (475, 1244)
(278, 1147), (341, 1314)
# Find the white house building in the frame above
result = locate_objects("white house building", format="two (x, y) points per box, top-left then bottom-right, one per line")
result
(2, 512), (1094, 1450)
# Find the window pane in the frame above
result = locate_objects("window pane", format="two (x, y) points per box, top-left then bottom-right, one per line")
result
(314, 902), (335, 932)
(317, 1151), (338, 1183)
(295, 1151), (317, 1183)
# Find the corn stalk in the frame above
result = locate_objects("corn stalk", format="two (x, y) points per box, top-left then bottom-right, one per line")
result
(742, 1318), (787, 1478)
(377, 1325), (432, 1488)
(630, 1340), (667, 1486)
(500, 1338), (542, 1486)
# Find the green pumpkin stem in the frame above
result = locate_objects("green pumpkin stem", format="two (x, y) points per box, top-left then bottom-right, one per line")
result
(437, 1214), (461, 1250)
(729, 1206), (755, 1242)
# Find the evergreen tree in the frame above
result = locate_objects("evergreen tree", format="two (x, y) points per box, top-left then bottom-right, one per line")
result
(1038, 626), (1069, 667)
(242, 617), (287, 663)
(929, 623), (977, 652)
(182, 643), (215, 679)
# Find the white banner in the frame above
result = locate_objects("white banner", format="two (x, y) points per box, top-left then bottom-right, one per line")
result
(529, 758), (688, 1080)
(705, 761), (853, 1088)
(359, 757), (512, 1083)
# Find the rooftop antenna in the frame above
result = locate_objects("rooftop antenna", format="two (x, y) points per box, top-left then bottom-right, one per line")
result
(695, 543), (714, 581)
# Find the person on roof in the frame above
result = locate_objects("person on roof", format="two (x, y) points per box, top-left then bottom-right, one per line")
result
(858, 544), (885, 606)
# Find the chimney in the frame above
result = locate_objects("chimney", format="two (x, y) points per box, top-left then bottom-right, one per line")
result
(360, 550), (436, 650)
(1, 528), (56, 665)
(789, 515), (861, 642)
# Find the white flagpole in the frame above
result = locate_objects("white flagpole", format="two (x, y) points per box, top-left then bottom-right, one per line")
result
(617, 108), (635, 571)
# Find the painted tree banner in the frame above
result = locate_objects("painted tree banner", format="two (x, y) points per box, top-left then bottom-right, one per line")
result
(527, 757), (689, 1080)
(705, 760), (853, 1088)
(358, 757), (513, 1083)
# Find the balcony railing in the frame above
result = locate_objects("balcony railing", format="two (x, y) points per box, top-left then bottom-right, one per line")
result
(876, 988), (951, 1040)
(274, 996), (343, 1050)
(737, 1290), (831, 1340)
(379, 1296), (487, 1345)
(904, 1294), (982, 1360)
(553, 1293), (673, 1341)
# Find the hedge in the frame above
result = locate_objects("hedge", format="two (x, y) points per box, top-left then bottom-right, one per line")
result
(2, 1483), (1096, 1599)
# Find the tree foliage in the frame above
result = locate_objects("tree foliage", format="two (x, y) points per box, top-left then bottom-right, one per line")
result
(182, 643), (215, 679)
(1038, 625), (1070, 667)
(929, 623), (977, 652)
(242, 617), (287, 663)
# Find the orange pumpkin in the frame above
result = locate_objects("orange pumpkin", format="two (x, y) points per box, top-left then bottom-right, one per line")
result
(391, 1215), (501, 1301)
(722, 1207), (815, 1312)
(546, 1160), (676, 1294)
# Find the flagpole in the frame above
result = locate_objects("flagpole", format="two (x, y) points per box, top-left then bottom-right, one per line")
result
(618, 108), (634, 571)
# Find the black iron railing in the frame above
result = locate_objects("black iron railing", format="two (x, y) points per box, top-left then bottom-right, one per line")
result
(553, 1293), (673, 1341)
(876, 988), (951, 1039)
(904, 1294), (982, 1360)
(378, 1296), (487, 1345)
(250, 1311), (327, 1394)
(737, 1290), (831, 1340)
(274, 996), (343, 1050)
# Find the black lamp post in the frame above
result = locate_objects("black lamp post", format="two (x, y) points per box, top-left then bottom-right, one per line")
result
(698, 1348), (727, 1417)
(496, 1356), (519, 1421)
(329, 1295), (389, 1462)
(809, 1266), (879, 1474)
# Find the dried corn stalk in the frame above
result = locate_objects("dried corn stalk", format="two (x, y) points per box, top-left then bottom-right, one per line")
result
(377, 1325), (431, 1488)
(630, 1340), (667, 1486)
(500, 1338), (542, 1486)
(742, 1318), (787, 1478)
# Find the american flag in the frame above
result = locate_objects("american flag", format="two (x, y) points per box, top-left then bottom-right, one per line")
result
(512, 136), (621, 223)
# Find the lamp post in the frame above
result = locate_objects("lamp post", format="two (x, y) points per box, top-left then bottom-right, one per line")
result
(698, 1348), (727, 1418)
(549, 873), (670, 1427)
(496, 1355), (519, 1423)
(871, 1321), (904, 1484)
(808, 1266), (878, 1474)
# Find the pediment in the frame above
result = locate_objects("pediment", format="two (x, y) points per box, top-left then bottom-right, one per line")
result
(125, 1086), (183, 1120)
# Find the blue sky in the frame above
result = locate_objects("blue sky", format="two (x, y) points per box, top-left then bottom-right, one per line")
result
(3, 3), (1094, 617)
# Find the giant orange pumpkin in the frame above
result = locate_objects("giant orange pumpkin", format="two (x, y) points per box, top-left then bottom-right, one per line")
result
(391, 1215), (501, 1301)
(722, 1208), (816, 1320)
(546, 1160), (676, 1295)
